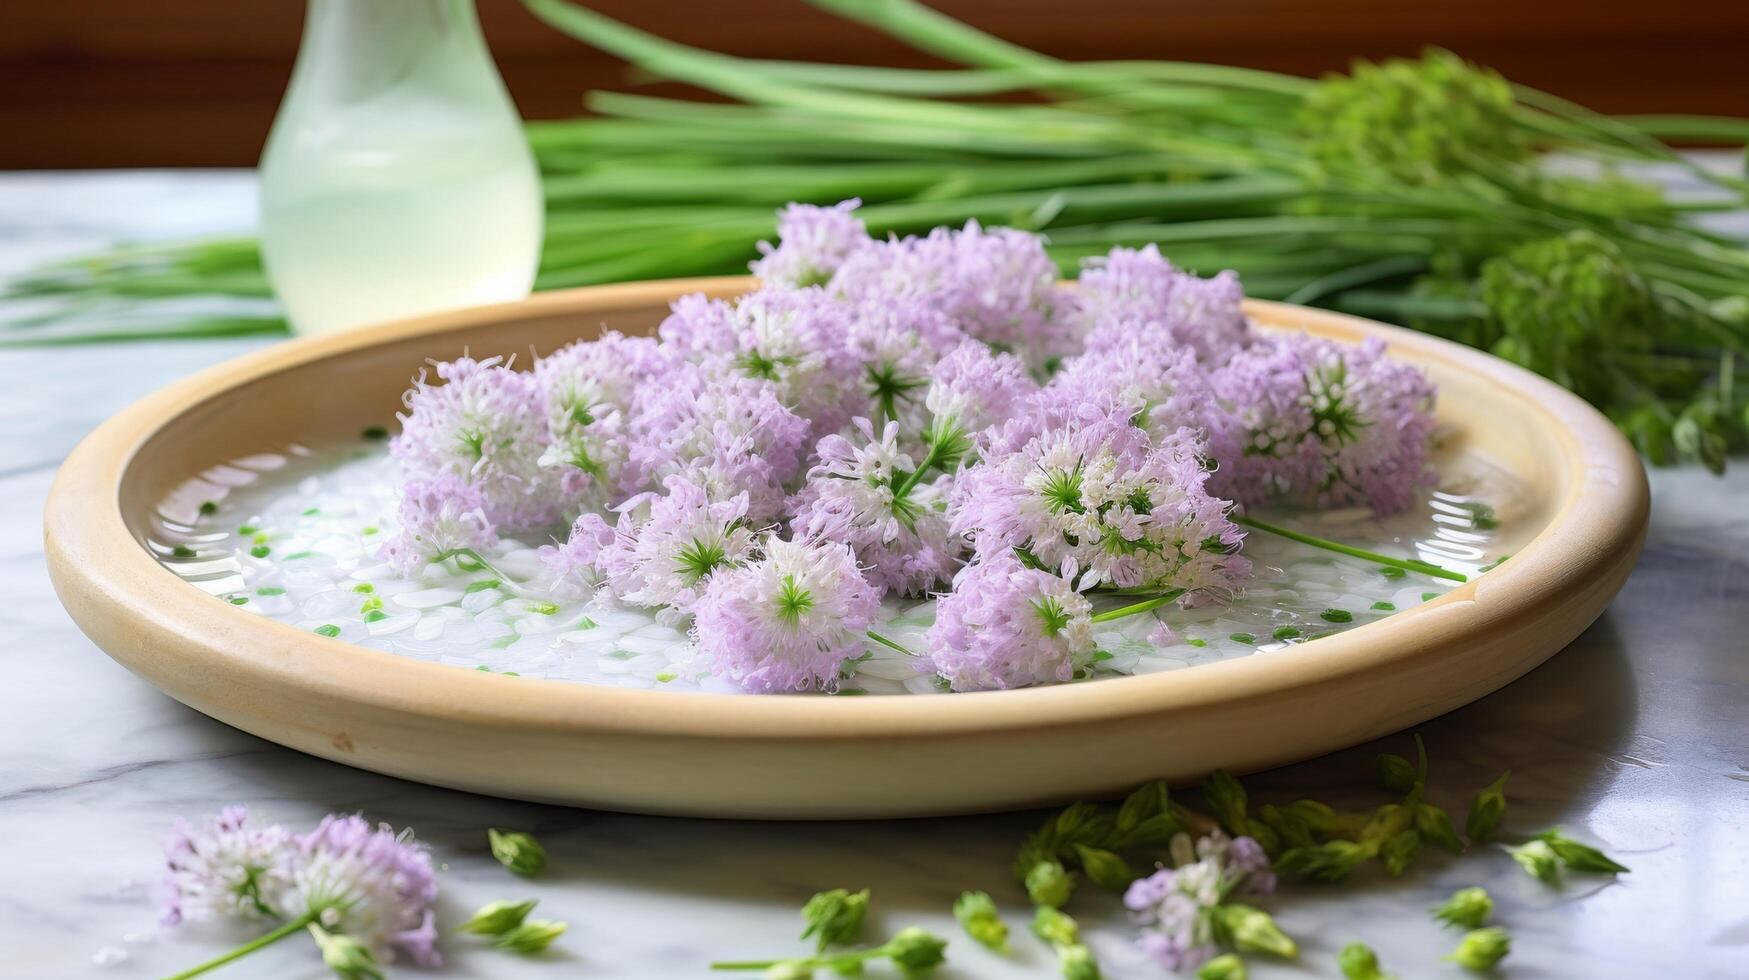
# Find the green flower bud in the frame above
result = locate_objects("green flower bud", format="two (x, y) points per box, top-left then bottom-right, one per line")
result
(1201, 770), (1250, 836)
(1031, 906), (1080, 948)
(309, 925), (384, 980)
(1197, 952), (1247, 980)
(1360, 804), (1413, 847)
(1415, 803), (1465, 854)
(1106, 812), (1182, 851)
(458, 898), (537, 936)
(495, 919), (567, 955)
(1381, 828), (1421, 877)
(1509, 839), (1560, 883)
(1279, 799), (1369, 840)
(1214, 903), (1297, 960)
(1276, 839), (1377, 882)
(1025, 859), (1075, 909)
(1071, 844), (1135, 891)
(1338, 941), (1392, 980)
(487, 828), (547, 877)
(1432, 887), (1493, 930)
(1464, 771), (1509, 843)
(885, 926), (948, 977)
(1536, 829), (1629, 874)
(800, 887), (869, 950)
(1446, 927), (1510, 972)
(1257, 803), (1314, 850)
(1057, 942), (1101, 980)
(1115, 779), (1172, 832)
(1375, 753), (1418, 795)
(952, 890), (1009, 953)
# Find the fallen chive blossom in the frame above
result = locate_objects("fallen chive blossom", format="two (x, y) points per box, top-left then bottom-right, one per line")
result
(1025, 859), (1076, 910)
(1124, 830), (1277, 970)
(496, 919), (568, 955)
(1432, 887), (1494, 930)
(1197, 952), (1247, 980)
(459, 899), (536, 936)
(1447, 927), (1511, 972)
(487, 828), (546, 876)
(1536, 828), (1629, 874)
(1337, 941), (1392, 980)
(1509, 838), (1562, 883)
(800, 887), (870, 950)
(953, 891), (1009, 953)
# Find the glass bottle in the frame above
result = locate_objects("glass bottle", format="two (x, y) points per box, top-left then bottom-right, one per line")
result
(259, 0), (542, 336)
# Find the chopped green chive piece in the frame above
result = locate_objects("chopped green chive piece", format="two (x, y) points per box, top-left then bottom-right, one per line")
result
(503, 670), (519, 677)
(283, 550), (316, 560)
(476, 665), (493, 672)
(1371, 600), (1396, 611)
(360, 597), (384, 613)
(249, 545), (270, 559)
(199, 501), (218, 516)
(237, 524), (258, 536)
(352, 583), (375, 594)
(1421, 591), (1439, 601)
(363, 610), (388, 623)
(607, 649), (634, 661)
(1380, 566), (1405, 579)
(228, 596), (248, 605)
(463, 579), (502, 594)
(1187, 637), (1207, 647)
(1272, 626), (1301, 641)
(1091, 649), (1115, 662)
(171, 544), (196, 558)
(252, 531), (269, 545)
(257, 587), (285, 596)
(361, 425), (389, 441)
(577, 615), (598, 630)
(361, 526), (380, 536)
(655, 670), (678, 683)
(314, 624), (341, 637)
(1321, 608), (1354, 623)
(490, 635), (517, 649)
(301, 507), (319, 516)
(1230, 632), (1257, 644)
(529, 601), (560, 615)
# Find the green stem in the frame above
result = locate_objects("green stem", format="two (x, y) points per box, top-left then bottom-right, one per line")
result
(1091, 590), (1188, 623)
(160, 911), (317, 980)
(1235, 515), (1467, 582)
(866, 629), (914, 656)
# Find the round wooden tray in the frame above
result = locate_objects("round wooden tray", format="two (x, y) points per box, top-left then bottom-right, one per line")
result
(44, 278), (1648, 818)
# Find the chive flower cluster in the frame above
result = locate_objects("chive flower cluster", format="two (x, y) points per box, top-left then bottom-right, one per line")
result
(386, 201), (1437, 693)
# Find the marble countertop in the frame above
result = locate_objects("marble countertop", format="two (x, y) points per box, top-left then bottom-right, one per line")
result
(2, 171), (1745, 980)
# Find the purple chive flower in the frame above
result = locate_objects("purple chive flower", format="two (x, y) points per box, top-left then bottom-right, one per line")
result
(831, 219), (1073, 369)
(592, 474), (761, 626)
(625, 363), (812, 523)
(392, 355), (560, 532)
(1209, 333), (1436, 514)
(377, 474), (498, 575)
(790, 418), (961, 598)
(693, 536), (881, 693)
(280, 814), (441, 968)
(657, 287), (861, 441)
(1078, 245), (1251, 363)
(952, 401), (1249, 596)
(752, 199), (872, 288)
(161, 805), (294, 926)
(846, 298), (967, 435)
(1124, 829), (1275, 972)
(1041, 339), (1221, 447)
(539, 511), (616, 600)
(925, 340), (1040, 440)
(531, 332), (665, 509)
(926, 552), (1096, 692)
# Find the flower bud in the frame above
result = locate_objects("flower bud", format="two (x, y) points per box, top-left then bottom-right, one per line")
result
(1432, 887), (1493, 930)
(1031, 906), (1080, 948)
(458, 898), (536, 936)
(1201, 770), (1250, 836)
(1337, 941), (1390, 980)
(1025, 859), (1075, 909)
(1115, 779), (1171, 832)
(309, 926), (384, 980)
(1072, 844), (1135, 891)
(1214, 903), (1297, 960)
(1375, 753), (1417, 795)
(952, 890), (1009, 953)
(487, 828), (547, 877)
(1536, 829), (1628, 874)
(800, 887), (869, 950)
(1276, 839), (1375, 882)
(1381, 828), (1421, 877)
(885, 926), (948, 975)
(1509, 839), (1560, 883)
(1464, 771), (1509, 843)
(1197, 952), (1247, 979)
(495, 919), (567, 955)
(1446, 927), (1510, 972)
(1415, 803), (1464, 854)
(1057, 942), (1101, 980)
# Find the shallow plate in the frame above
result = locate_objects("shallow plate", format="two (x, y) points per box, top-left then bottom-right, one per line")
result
(44, 278), (1648, 818)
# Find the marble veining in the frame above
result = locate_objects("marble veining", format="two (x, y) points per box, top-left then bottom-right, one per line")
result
(1, 171), (1745, 979)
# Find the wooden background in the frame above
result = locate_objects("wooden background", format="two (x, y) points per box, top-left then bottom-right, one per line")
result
(5, 0), (1748, 169)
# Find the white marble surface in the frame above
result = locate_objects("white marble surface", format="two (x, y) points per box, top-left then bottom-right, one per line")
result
(2, 171), (1746, 980)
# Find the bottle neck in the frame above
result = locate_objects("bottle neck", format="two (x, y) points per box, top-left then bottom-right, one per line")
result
(292, 0), (490, 104)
